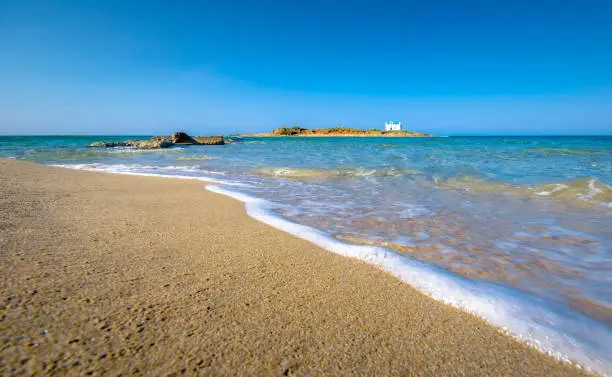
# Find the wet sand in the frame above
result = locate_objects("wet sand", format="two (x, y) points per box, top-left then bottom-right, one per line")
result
(0, 159), (594, 376)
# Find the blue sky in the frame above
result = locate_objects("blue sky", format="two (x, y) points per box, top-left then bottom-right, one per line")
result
(0, 0), (611, 135)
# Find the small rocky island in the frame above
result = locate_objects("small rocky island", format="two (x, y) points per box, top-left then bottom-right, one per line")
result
(243, 127), (433, 137)
(89, 132), (224, 149)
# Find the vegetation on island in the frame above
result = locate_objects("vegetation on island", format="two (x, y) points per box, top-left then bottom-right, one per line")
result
(274, 126), (310, 136)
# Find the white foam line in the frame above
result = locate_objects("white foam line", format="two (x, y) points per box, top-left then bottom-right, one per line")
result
(51, 164), (252, 187)
(206, 184), (612, 377)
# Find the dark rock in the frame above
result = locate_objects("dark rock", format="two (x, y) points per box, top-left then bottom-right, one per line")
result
(171, 132), (197, 144)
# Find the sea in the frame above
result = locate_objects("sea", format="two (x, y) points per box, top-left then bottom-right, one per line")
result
(1, 135), (611, 374)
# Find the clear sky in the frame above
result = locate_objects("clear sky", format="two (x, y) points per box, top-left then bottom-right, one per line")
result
(0, 0), (611, 135)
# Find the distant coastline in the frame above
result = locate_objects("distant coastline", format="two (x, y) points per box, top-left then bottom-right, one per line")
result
(239, 126), (433, 137)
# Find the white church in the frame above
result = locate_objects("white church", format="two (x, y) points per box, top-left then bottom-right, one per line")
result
(385, 121), (403, 131)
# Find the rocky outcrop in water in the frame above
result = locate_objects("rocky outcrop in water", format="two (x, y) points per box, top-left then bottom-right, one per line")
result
(194, 136), (224, 145)
(89, 132), (224, 149)
(88, 139), (173, 149)
(128, 139), (174, 149)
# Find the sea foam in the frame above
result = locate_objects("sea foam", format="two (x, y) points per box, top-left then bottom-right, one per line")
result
(52, 163), (250, 187)
(207, 184), (612, 377)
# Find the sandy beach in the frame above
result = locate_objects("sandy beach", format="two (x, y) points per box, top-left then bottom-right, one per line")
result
(0, 159), (593, 376)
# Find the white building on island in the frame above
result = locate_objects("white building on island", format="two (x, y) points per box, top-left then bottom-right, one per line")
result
(385, 121), (402, 131)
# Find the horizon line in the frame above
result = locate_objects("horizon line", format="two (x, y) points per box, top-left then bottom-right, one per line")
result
(1, 133), (612, 137)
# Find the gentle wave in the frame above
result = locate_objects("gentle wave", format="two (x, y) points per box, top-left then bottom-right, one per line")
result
(252, 166), (421, 180)
(254, 166), (612, 208)
(174, 155), (220, 161)
(437, 175), (612, 208)
(106, 146), (186, 154)
(19, 147), (187, 161)
(335, 231), (612, 324)
(206, 184), (612, 376)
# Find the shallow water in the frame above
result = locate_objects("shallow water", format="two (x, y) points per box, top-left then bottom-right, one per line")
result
(2, 135), (611, 373)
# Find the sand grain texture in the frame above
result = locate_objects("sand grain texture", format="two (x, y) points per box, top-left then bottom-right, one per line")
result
(0, 159), (593, 376)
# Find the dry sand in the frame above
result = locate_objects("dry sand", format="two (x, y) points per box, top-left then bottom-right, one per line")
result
(0, 159), (593, 376)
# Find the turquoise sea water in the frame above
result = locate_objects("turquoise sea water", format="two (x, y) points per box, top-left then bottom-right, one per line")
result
(2, 135), (611, 373)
